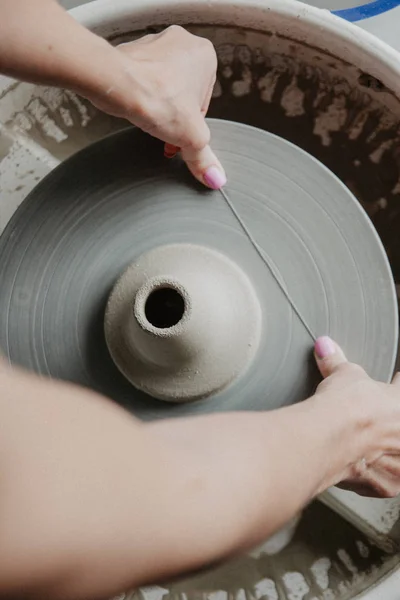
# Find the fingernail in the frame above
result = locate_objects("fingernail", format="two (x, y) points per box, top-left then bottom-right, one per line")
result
(164, 143), (179, 159)
(204, 166), (227, 190)
(315, 336), (335, 359)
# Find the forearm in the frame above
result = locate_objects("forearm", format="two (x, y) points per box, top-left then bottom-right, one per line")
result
(0, 365), (361, 600)
(146, 400), (359, 558)
(0, 0), (119, 96)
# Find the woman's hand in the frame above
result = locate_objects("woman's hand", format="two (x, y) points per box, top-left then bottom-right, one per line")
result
(0, 1), (225, 189)
(314, 336), (400, 498)
(1, 341), (399, 600)
(86, 26), (226, 189)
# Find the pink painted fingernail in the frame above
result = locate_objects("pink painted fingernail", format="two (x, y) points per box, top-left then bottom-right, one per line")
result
(315, 336), (335, 359)
(204, 166), (227, 190)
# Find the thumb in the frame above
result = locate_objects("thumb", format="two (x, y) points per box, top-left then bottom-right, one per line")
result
(314, 336), (348, 379)
(181, 143), (226, 190)
(165, 141), (227, 189)
(182, 146), (226, 190)
(178, 113), (226, 189)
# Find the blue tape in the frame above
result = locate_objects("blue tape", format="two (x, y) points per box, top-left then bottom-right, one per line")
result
(332, 0), (400, 22)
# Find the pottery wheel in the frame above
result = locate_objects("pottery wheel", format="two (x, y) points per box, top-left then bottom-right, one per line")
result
(0, 119), (397, 419)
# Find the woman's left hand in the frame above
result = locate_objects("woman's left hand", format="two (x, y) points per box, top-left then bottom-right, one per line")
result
(314, 336), (400, 498)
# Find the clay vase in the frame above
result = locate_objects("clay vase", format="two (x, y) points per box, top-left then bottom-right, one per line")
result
(1, 0), (400, 597)
(105, 244), (261, 401)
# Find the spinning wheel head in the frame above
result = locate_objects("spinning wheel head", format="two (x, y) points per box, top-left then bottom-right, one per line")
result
(0, 120), (397, 420)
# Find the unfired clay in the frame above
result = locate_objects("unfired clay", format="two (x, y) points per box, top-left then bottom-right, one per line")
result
(0, 120), (396, 423)
(3, 0), (400, 591)
(105, 244), (261, 401)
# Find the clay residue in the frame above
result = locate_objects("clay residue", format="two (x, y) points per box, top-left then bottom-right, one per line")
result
(1, 25), (400, 599)
(0, 84), (127, 162)
(2, 27), (400, 289)
(2, 25), (396, 288)
(116, 504), (397, 600)
(0, 130), (12, 161)
(201, 28), (400, 288)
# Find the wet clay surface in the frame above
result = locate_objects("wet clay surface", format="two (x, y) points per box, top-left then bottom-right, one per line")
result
(1, 122), (396, 419)
(2, 27), (400, 289)
(1, 25), (400, 600)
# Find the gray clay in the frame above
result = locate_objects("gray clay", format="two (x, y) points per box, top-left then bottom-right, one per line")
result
(0, 120), (397, 421)
(104, 244), (262, 401)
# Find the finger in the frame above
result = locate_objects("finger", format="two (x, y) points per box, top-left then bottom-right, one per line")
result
(358, 471), (400, 498)
(182, 143), (226, 189)
(121, 31), (165, 46)
(371, 454), (400, 477)
(314, 336), (347, 379)
(201, 80), (215, 116)
(337, 481), (380, 498)
(392, 372), (400, 386)
(164, 143), (179, 159)
(172, 109), (225, 189)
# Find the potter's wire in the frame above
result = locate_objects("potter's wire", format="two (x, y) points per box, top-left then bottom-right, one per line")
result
(219, 187), (316, 342)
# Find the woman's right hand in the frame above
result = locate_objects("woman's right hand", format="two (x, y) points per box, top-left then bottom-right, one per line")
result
(0, 0), (226, 190)
(314, 336), (400, 498)
(86, 25), (226, 189)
